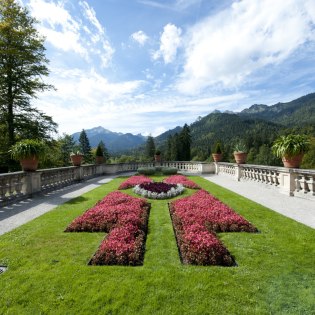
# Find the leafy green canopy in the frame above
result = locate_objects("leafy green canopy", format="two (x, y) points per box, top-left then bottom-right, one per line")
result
(0, 0), (57, 170)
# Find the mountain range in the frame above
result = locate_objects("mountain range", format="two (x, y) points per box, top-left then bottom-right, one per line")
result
(72, 126), (146, 153)
(72, 92), (315, 154)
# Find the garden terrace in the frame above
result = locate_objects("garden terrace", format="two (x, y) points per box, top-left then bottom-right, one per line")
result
(0, 175), (314, 314)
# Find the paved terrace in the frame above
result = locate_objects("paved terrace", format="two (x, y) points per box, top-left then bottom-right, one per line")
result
(0, 173), (314, 236)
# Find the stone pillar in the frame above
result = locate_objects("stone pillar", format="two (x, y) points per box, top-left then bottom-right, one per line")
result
(22, 171), (42, 196)
(279, 169), (298, 196)
(235, 164), (242, 181)
(73, 166), (83, 182)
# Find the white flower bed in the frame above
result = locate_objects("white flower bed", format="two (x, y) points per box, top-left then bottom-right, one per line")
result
(133, 184), (185, 199)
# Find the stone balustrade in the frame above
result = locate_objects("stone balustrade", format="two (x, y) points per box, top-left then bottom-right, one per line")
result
(0, 161), (313, 206)
(215, 162), (315, 199)
(0, 161), (212, 206)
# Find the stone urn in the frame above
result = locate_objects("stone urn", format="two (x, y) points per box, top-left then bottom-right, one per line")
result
(20, 156), (39, 171)
(282, 154), (304, 168)
(233, 152), (247, 164)
(212, 153), (222, 162)
(70, 154), (83, 166)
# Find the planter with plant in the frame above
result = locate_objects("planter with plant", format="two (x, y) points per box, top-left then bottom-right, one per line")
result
(272, 134), (310, 168)
(70, 150), (83, 166)
(154, 150), (161, 162)
(233, 141), (248, 164)
(10, 139), (46, 171)
(95, 144), (105, 164)
(212, 142), (223, 162)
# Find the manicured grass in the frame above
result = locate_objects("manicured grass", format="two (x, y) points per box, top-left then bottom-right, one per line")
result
(0, 175), (314, 314)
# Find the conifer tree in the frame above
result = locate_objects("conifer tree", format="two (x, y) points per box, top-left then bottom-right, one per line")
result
(145, 135), (155, 160)
(79, 129), (92, 162)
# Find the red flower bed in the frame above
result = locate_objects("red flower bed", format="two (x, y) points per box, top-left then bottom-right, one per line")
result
(169, 190), (257, 266)
(163, 175), (200, 189)
(65, 191), (150, 266)
(118, 175), (153, 190)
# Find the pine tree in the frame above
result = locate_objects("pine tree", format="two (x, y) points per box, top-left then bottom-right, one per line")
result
(179, 124), (191, 161)
(145, 135), (155, 160)
(79, 129), (92, 162)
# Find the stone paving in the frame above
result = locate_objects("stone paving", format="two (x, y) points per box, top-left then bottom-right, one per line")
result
(0, 173), (314, 236)
(203, 174), (315, 229)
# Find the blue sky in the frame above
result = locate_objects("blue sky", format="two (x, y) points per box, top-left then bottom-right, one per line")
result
(20, 0), (315, 136)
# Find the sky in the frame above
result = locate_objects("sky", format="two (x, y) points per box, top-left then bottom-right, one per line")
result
(19, 0), (315, 136)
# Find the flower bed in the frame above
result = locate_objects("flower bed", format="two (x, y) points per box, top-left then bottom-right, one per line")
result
(65, 191), (150, 266)
(118, 175), (153, 190)
(169, 190), (257, 265)
(163, 175), (200, 189)
(134, 182), (185, 199)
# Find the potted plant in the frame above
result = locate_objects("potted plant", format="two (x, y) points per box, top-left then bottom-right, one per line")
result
(154, 150), (161, 162)
(95, 144), (104, 164)
(272, 134), (310, 168)
(70, 150), (83, 166)
(233, 141), (248, 164)
(10, 139), (46, 171)
(212, 142), (223, 162)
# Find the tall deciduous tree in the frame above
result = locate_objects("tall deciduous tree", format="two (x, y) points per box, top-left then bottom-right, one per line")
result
(0, 0), (57, 149)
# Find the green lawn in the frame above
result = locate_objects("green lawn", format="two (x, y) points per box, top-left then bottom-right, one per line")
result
(0, 176), (314, 314)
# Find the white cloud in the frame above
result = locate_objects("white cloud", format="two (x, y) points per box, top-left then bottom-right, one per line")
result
(153, 23), (182, 64)
(131, 30), (149, 46)
(177, 0), (315, 94)
(27, 0), (114, 68)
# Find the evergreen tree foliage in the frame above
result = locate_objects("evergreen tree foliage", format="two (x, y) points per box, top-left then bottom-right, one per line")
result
(145, 135), (155, 160)
(79, 129), (92, 162)
(98, 140), (110, 160)
(179, 124), (191, 160)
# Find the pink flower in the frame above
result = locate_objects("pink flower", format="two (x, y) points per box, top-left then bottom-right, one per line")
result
(163, 175), (200, 189)
(118, 175), (153, 190)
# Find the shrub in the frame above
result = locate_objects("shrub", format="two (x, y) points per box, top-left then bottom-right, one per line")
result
(137, 167), (156, 175)
(10, 139), (47, 160)
(161, 167), (178, 175)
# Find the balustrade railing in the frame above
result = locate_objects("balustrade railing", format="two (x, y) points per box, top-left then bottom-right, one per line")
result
(1, 161), (313, 206)
(215, 162), (314, 199)
(0, 161), (212, 206)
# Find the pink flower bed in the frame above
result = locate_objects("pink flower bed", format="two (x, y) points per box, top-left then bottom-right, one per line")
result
(169, 190), (257, 266)
(163, 175), (200, 189)
(118, 175), (153, 190)
(65, 191), (150, 266)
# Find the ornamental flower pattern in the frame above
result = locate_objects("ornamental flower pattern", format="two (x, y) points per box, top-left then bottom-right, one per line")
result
(163, 175), (200, 189)
(118, 175), (153, 190)
(133, 182), (185, 199)
(65, 191), (150, 266)
(169, 190), (257, 265)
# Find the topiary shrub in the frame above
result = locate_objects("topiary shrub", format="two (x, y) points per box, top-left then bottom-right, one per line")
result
(161, 167), (178, 175)
(137, 167), (156, 175)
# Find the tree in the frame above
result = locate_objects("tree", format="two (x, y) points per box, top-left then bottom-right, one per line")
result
(145, 135), (155, 160)
(79, 129), (92, 163)
(59, 134), (76, 166)
(179, 124), (191, 161)
(0, 0), (57, 171)
(98, 140), (110, 160)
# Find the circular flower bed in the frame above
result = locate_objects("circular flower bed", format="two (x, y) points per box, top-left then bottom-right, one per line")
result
(133, 182), (185, 199)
